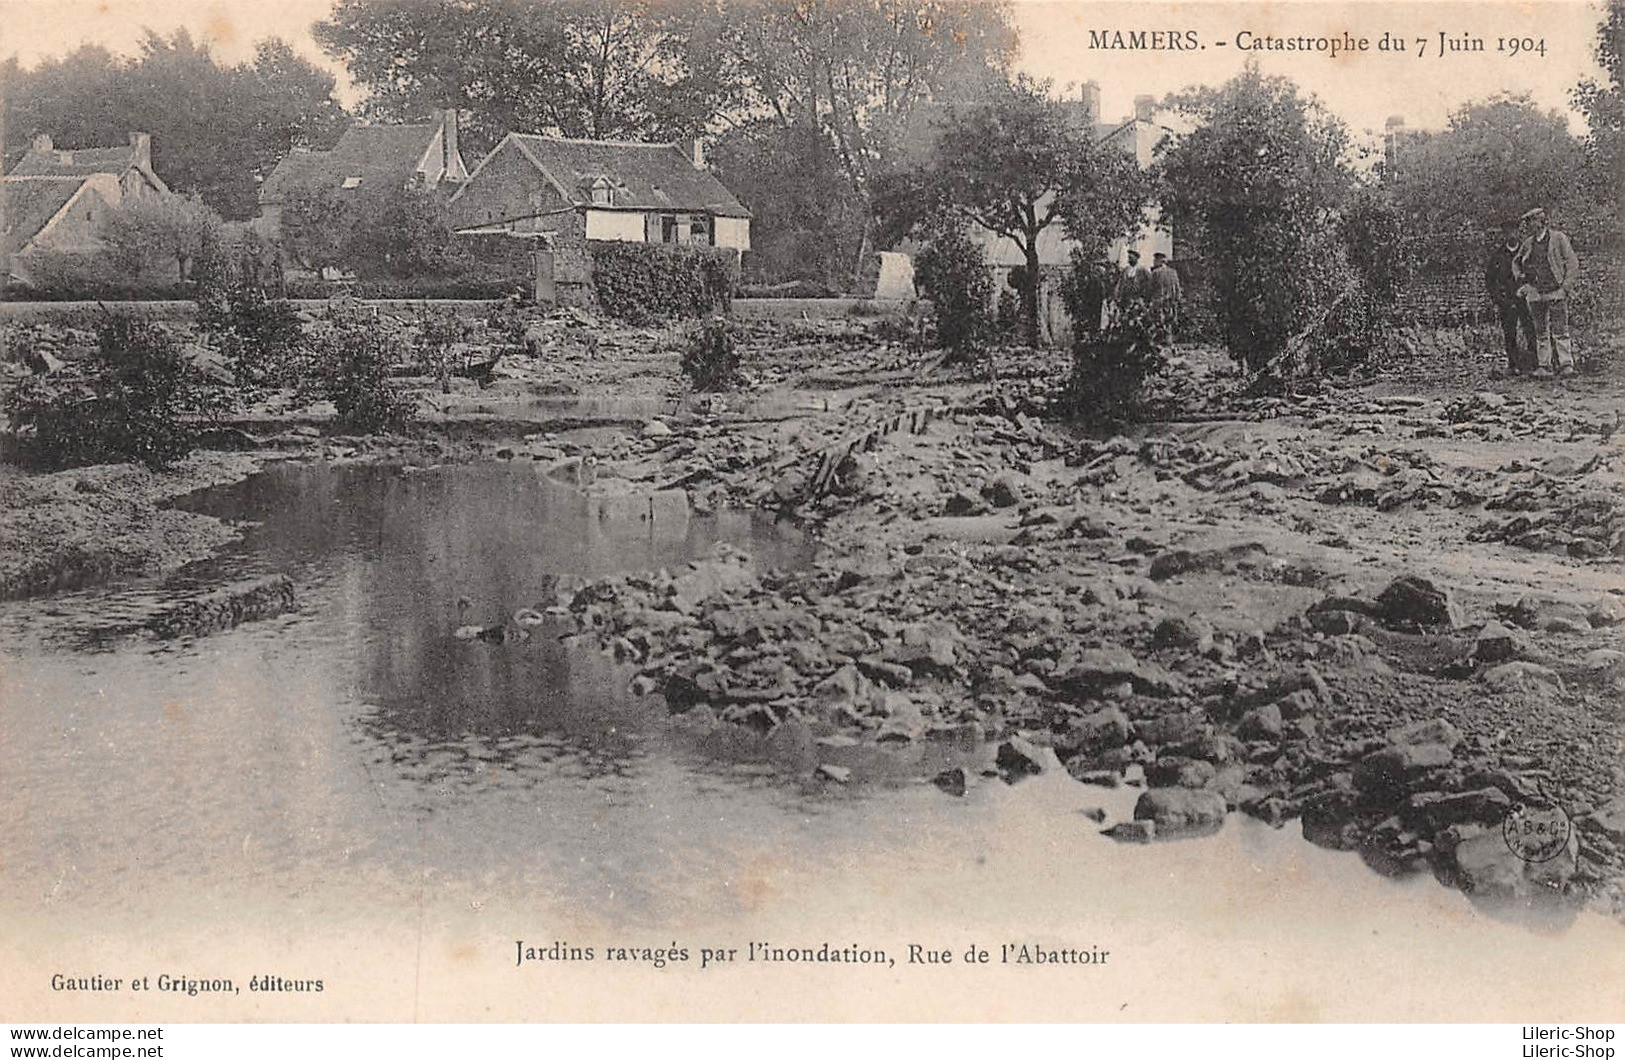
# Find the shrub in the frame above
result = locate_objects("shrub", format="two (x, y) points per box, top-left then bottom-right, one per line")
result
(413, 306), (474, 394)
(589, 242), (736, 324)
(680, 317), (742, 392)
(1066, 290), (1172, 421)
(196, 280), (306, 389)
(5, 316), (228, 469)
(913, 226), (992, 361)
(304, 300), (416, 433)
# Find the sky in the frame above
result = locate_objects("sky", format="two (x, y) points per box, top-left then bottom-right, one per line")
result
(0, 0), (1610, 141)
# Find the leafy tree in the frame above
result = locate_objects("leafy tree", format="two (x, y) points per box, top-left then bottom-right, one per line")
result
(1383, 94), (1588, 270)
(722, 0), (1018, 286)
(1157, 63), (1357, 374)
(708, 118), (869, 290)
(314, 0), (741, 153)
(1573, 0), (1625, 240)
(4, 31), (346, 219)
(278, 184), (356, 275)
(344, 184), (468, 280)
(877, 75), (1150, 344)
(912, 224), (992, 360)
(97, 192), (223, 282)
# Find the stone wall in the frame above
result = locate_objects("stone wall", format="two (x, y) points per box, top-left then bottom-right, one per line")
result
(1398, 246), (1624, 327)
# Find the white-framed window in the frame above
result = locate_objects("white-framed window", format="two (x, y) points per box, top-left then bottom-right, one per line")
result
(589, 178), (613, 206)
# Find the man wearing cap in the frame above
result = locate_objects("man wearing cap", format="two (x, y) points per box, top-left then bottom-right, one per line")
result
(1485, 220), (1535, 376)
(1514, 207), (1580, 378)
(1149, 252), (1183, 345)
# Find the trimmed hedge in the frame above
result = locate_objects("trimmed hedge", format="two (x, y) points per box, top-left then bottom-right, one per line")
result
(589, 242), (736, 324)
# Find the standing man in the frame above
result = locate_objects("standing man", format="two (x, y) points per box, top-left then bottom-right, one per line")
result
(1514, 207), (1580, 379)
(1485, 220), (1535, 377)
(1115, 250), (1152, 307)
(1149, 252), (1183, 346)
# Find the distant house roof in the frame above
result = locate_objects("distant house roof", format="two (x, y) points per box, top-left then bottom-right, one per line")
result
(5, 136), (169, 194)
(10, 146), (139, 178)
(258, 116), (466, 205)
(473, 135), (751, 219)
(3, 176), (95, 258)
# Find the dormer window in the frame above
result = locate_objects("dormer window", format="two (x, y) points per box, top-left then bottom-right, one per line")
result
(341, 176), (363, 189)
(588, 177), (614, 206)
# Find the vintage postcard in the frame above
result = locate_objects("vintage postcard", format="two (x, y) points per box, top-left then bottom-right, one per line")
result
(2, 0), (1622, 1027)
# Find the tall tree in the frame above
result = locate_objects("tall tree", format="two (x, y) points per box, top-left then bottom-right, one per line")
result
(876, 75), (1150, 343)
(1157, 63), (1357, 373)
(722, 0), (1018, 284)
(1573, 0), (1624, 238)
(313, 0), (741, 152)
(3, 31), (346, 219)
(1383, 94), (1589, 270)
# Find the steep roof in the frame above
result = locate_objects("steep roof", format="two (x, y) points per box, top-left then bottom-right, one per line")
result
(9, 145), (138, 178)
(259, 122), (443, 204)
(3, 176), (85, 257)
(502, 135), (751, 218)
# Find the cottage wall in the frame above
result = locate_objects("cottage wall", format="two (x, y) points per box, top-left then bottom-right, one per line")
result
(586, 209), (646, 242)
(450, 142), (568, 231)
(31, 175), (119, 253)
(715, 217), (751, 251)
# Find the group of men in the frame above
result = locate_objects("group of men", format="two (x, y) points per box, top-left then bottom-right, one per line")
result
(1485, 206), (1582, 379)
(1076, 249), (1183, 337)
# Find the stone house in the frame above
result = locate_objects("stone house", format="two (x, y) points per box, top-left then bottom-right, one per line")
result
(255, 109), (469, 259)
(447, 135), (751, 302)
(2, 132), (170, 286)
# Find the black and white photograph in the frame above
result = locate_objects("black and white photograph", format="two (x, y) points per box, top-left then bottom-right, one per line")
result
(2, 0), (1622, 1031)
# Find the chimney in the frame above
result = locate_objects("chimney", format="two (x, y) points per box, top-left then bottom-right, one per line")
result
(31, 133), (52, 153)
(1080, 81), (1101, 125)
(690, 137), (706, 169)
(439, 108), (461, 180)
(1133, 95), (1155, 122)
(129, 132), (151, 169)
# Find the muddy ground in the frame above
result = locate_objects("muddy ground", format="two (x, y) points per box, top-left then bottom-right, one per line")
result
(3, 310), (1622, 921)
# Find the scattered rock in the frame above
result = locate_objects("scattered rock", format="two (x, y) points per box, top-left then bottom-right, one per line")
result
(1400, 788), (1512, 833)
(982, 471), (1027, 509)
(944, 490), (991, 516)
(1152, 615), (1214, 652)
(1102, 820), (1156, 843)
(1387, 718), (1464, 750)
(1132, 788), (1227, 834)
(1479, 661), (1565, 696)
(1375, 575), (1463, 631)
(1354, 742), (1455, 797)
(1238, 703), (1284, 741)
(996, 736), (1046, 781)
(1058, 706), (1131, 757)
(815, 763), (853, 784)
(1148, 542), (1266, 581)
(932, 767), (970, 797)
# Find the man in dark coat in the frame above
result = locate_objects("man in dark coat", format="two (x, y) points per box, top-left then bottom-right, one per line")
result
(1485, 219), (1535, 376)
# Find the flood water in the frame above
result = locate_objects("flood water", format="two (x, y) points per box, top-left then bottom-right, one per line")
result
(3, 461), (1623, 1022)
